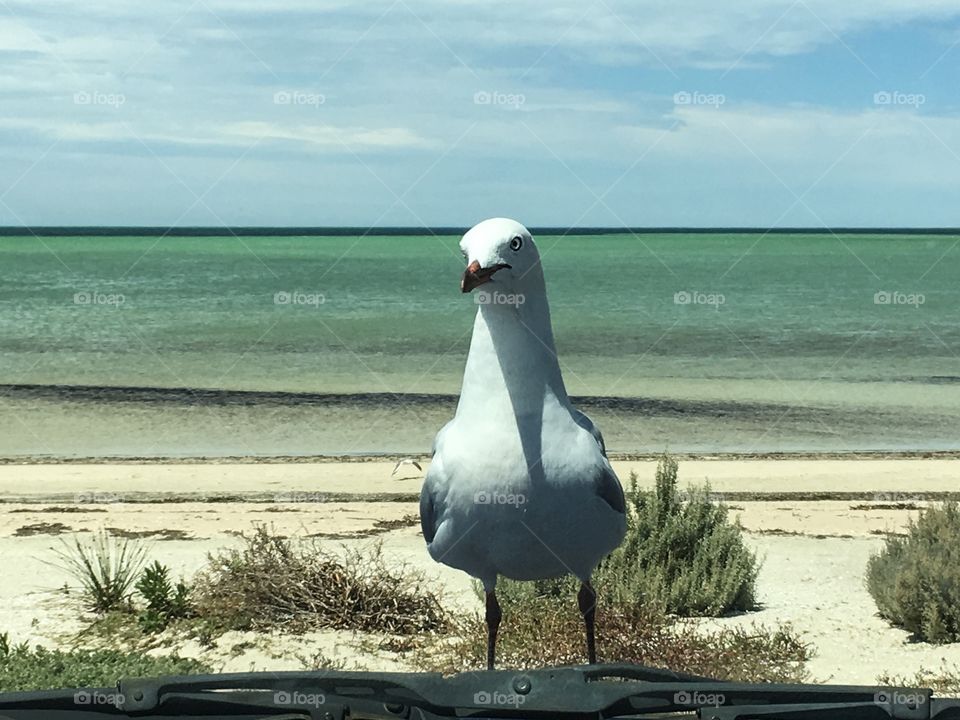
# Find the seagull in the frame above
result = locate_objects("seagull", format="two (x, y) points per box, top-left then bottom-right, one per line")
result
(391, 458), (423, 478)
(419, 218), (627, 669)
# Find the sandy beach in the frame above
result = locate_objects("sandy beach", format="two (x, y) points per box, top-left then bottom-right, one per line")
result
(1, 456), (959, 684)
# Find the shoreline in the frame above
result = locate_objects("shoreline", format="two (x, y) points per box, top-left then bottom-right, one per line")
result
(3, 449), (960, 464)
(1, 457), (956, 502)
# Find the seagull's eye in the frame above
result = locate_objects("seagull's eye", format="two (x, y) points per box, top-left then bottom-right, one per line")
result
(509, 236), (523, 252)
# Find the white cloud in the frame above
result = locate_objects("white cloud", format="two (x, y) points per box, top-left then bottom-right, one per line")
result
(1, 1), (959, 224)
(221, 121), (436, 150)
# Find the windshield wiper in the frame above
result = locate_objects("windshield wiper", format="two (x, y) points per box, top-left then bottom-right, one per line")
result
(0, 663), (958, 720)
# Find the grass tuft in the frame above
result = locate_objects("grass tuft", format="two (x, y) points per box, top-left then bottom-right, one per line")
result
(49, 530), (147, 614)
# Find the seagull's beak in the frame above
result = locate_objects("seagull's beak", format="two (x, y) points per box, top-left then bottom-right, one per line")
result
(461, 260), (511, 293)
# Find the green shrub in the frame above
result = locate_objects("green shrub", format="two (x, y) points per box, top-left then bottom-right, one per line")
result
(0, 632), (210, 692)
(50, 531), (147, 614)
(136, 561), (195, 633)
(504, 455), (758, 616)
(867, 501), (960, 643)
(601, 455), (759, 615)
(191, 525), (448, 635)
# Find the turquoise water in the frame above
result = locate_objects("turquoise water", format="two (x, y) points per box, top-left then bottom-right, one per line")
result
(1, 232), (958, 455)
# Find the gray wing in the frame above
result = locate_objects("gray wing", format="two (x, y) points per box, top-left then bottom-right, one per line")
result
(572, 408), (607, 457)
(595, 462), (626, 514)
(421, 421), (453, 543)
(573, 409), (621, 512)
(419, 476), (439, 543)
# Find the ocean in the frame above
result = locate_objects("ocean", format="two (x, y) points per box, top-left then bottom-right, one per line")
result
(1, 231), (957, 457)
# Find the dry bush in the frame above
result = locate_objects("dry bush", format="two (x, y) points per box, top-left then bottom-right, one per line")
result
(421, 588), (810, 681)
(191, 525), (448, 635)
(877, 663), (960, 694)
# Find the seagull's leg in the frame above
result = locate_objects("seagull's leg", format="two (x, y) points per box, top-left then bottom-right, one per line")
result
(577, 581), (597, 664)
(485, 590), (502, 670)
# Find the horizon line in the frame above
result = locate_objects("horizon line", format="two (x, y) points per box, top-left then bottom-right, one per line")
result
(2, 225), (960, 237)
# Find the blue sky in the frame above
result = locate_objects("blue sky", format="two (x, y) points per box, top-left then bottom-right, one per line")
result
(2, 1), (960, 226)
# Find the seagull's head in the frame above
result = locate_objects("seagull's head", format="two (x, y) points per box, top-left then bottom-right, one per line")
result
(459, 218), (541, 294)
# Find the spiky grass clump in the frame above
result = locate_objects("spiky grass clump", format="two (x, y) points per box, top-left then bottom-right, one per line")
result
(50, 530), (147, 614)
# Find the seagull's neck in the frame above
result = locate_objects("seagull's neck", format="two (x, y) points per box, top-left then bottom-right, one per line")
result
(456, 279), (570, 420)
